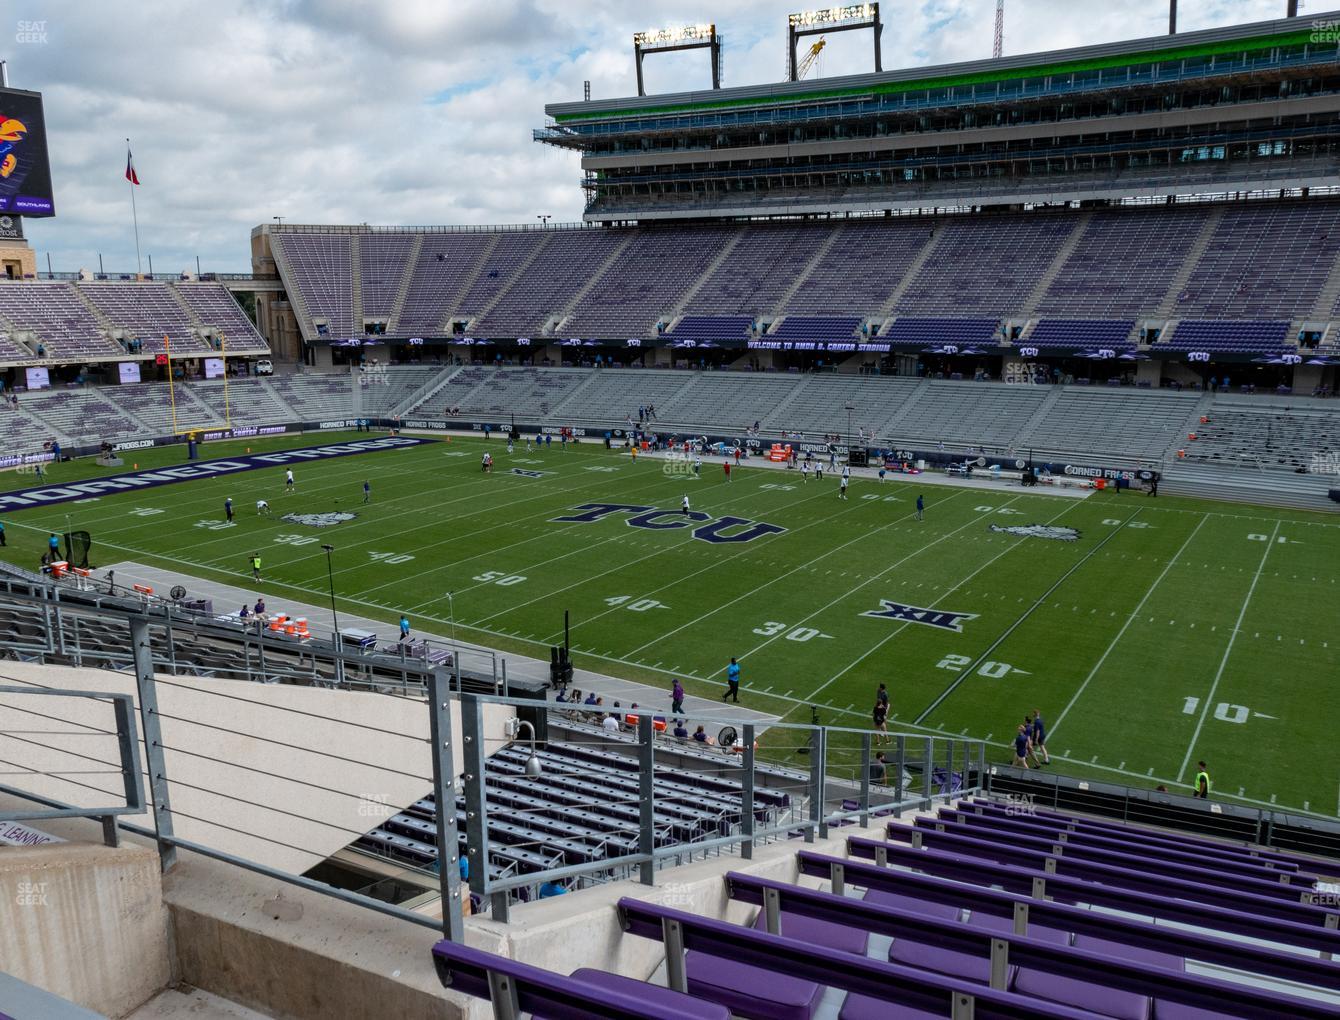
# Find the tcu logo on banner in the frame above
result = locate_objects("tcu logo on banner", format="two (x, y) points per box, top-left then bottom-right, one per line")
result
(1282, 353), (1302, 365)
(861, 600), (978, 632)
(1018, 347), (1039, 358)
(943, 345), (959, 355)
(553, 503), (786, 544)
(1096, 348), (1116, 359)
(1188, 351), (1211, 362)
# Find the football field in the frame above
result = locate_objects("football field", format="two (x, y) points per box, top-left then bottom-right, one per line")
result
(2, 430), (1338, 818)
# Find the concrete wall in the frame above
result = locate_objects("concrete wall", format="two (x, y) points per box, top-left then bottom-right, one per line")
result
(0, 662), (512, 878)
(0, 842), (171, 1017)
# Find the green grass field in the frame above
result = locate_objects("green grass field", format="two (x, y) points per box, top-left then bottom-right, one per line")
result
(2, 430), (1338, 818)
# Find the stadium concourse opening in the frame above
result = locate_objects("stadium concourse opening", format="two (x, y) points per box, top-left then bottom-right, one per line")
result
(3, 5), (1340, 1020)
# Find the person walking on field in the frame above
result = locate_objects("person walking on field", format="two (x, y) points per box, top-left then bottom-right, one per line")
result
(1029, 708), (1049, 765)
(251, 553), (262, 581)
(1012, 724), (1031, 768)
(872, 698), (889, 745)
(1193, 761), (1211, 799)
(722, 657), (741, 702)
(671, 678), (685, 715)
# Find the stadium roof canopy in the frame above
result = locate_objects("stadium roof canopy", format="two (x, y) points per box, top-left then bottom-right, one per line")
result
(545, 10), (1339, 126)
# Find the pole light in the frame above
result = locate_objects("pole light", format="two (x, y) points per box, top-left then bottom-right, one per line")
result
(321, 544), (341, 642)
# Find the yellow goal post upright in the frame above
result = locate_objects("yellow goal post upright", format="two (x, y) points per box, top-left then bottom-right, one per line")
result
(163, 331), (232, 436)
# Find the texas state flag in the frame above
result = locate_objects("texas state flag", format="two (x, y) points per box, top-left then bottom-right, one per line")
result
(125, 148), (140, 185)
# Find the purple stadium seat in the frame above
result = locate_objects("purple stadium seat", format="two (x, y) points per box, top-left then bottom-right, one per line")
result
(557, 969), (731, 1020)
(1073, 934), (1184, 973)
(838, 993), (945, 1020)
(752, 907), (869, 955)
(685, 952), (823, 1020)
(1013, 964), (1152, 1019)
(862, 890), (959, 920)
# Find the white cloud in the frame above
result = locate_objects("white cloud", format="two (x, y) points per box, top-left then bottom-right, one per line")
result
(5, 0), (1293, 272)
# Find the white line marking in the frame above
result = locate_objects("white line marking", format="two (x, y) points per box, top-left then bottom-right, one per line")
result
(1052, 514), (1209, 735)
(1176, 520), (1280, 783)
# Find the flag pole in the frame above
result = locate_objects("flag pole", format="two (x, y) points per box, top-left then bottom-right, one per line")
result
(127, 138), (142, 278)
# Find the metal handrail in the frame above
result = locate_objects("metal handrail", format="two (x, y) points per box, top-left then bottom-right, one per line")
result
(0, 685), (145, 848)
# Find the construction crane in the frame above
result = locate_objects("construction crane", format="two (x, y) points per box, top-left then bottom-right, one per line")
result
(993, 0), (1004, 58)
(796, 36), (826, 79)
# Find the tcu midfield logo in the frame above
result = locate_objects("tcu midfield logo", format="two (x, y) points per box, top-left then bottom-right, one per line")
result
(553, 503), (786, 544)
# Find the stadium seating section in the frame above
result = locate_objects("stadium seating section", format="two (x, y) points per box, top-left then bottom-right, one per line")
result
(0, 280), (268, 363)
(434, 797), (1340, 1019)
(258, 199), (1340, 348)
(6, 366), (1332, 496)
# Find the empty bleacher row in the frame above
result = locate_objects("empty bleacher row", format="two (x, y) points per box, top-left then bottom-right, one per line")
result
(0, 280), (268, 364)
(1180, 400), (1340, 472)
(435, 797), (1340, 1019)
(0, 374), (357, 446)
(355, 741), (797, 901)
(7, 365), (1337, 488)
(266, 198), (1340, 345)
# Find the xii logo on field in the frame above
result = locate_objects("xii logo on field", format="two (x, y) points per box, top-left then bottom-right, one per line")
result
(862, 600), (978, 632)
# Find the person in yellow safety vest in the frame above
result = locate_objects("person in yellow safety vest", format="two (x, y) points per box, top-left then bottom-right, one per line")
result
(1193, 761), (1211, 799)
(251, 554), (262, 581)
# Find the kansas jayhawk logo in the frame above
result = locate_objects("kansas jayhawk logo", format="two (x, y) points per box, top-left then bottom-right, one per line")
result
(281, 511), (358, 528)
(862, 601), (978, 632)
(0, 118), (27, 179)
(988, 524), (1081, 542)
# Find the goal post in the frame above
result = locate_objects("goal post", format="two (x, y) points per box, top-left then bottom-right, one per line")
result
(163, 332), (232, 435)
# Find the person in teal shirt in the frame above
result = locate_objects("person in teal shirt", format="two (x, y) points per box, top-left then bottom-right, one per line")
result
(723, 657), (741, 703)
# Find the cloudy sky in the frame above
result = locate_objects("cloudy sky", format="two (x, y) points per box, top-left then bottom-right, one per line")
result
(6, 0), (1296, 272)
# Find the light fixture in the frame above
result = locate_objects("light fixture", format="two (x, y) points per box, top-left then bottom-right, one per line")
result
(515, 719), (542, 777)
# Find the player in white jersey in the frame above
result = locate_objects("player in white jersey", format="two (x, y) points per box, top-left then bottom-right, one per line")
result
(839, 473), (849, 500)
(801, 460), (810, 483)
(256, 499), (271, 515)
(284, 469), (294, 493)
(681, 494), (691, 515)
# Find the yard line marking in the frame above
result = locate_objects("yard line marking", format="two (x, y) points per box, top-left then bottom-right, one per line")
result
(1176, 520), (1280, 783)
(1051, 513), (1209, 736)
(749, 498), (1026, 695)
(618, 491), (972, 660)
(915, 503), (1142, 725)
(438, 474), (796, 617)
(493, 484), (853, 636)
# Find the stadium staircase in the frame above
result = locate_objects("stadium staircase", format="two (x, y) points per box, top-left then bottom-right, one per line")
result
(1012, 385), (1064, 439)
(1020, 211), (1090, 312)
(268, 234), (314, 342)
(258, 376), (303, 420)
(385, 233), (424, 335)
(767, 225), (845, 316)
(463, 232), (553, 332)
(1154, 205), (1226, 316)
(1309, 247), (1340, 321)
(874, 225), (947, 324)
(166, 285), (205, 328)
(550, 231), (639, 337)
(668, 231), (746, 319)
(436, 233), (501, 334)
(393, 365), (463, 416)
(349, 234), (365, 335)
(68, 285), (115, 336)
